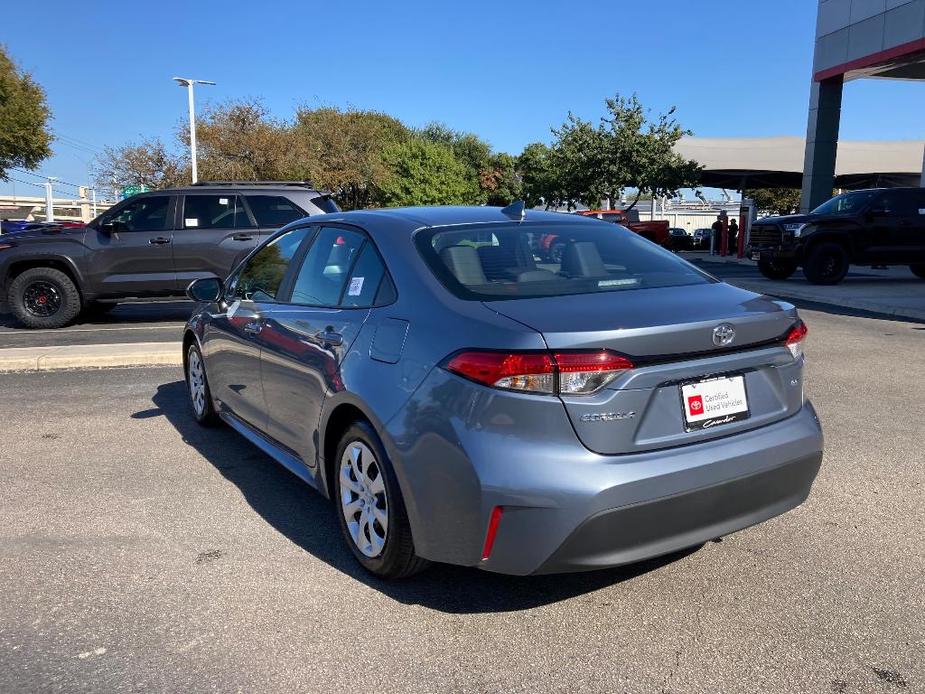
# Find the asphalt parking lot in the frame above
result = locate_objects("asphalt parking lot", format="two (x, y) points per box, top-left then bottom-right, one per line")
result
(1, 307), (923, 693)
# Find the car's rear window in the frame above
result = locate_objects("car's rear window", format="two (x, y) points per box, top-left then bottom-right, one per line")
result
(416, 221), (713, 301)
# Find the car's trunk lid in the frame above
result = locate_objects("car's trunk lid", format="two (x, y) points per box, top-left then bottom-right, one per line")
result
(484, 282), (804, 454)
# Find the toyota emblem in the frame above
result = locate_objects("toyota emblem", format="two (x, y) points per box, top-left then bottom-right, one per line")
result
(712, 323), (736, 347)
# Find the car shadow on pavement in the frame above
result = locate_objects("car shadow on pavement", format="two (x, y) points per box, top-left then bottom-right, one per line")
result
(144, 379), (700, 614)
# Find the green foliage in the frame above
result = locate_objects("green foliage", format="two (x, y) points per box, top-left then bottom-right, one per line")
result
(518, 142), (559, 209)
(547, 93), (702, 210)
(0, 46), (52, 179)
(378, 138), (476, 207)
(747, 188), (802, 216)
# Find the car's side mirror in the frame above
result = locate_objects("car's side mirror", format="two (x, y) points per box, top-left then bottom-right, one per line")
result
(186, 277), (223, 303)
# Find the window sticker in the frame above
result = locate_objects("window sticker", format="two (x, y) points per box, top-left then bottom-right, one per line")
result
(348, 277), (365, 296)
(919, 208), (925, 215)
(185, 218), (199, 227)
(219, 198), (229, 206)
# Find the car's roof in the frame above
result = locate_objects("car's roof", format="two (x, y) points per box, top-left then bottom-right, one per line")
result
(137, 182), (329, 194)
(316, 205), (595, 230)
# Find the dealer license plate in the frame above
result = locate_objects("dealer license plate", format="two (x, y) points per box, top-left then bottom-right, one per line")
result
(680, 375), (750, 432)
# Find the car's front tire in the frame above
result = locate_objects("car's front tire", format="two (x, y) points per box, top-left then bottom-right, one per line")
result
(186, 343), (219, 426)
(757, 257), (798, 280)
(8, 267), (82, 329)
(910, 264), (925, 280)
(334, 421), (428, 579)
(803, 242), (850, 285)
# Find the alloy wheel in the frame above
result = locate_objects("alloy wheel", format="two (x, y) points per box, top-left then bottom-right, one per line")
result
(339, 441), (389, 558)
(187, 348), (206, 417)
(23, 281), (62, 318)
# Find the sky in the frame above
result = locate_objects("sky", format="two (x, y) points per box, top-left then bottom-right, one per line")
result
(2, 0), (923, 198)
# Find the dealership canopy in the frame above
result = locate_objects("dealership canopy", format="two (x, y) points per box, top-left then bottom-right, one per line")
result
(675, 136), (924, 190)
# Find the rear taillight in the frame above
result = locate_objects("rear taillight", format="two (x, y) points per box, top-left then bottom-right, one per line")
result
(445, 350), (633, 395)
(554, 351), (634, 394)
(785, 320), (808, 359)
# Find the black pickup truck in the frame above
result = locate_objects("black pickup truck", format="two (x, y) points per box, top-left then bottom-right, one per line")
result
(749, 188), (925, 285)
(0, 182), (338, 328)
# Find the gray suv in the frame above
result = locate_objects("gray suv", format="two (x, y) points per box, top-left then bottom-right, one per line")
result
(183, 204), (824, 578)
(0, 181), (339, 328)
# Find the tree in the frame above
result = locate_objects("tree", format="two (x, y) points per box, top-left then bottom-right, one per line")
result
(746, 188), (801, 216)
(480, 152), (522, 207)
(418, 123), (495, 205)
(192, 97), (292, 182)
(0, 46), (52, 179)
(379, 138), (476, 207)
(600, 95), (701, 210)
(518, 142), (561, 209)
(549, 113), (608, 209)
(292, 106), (411, 209)
(545, 93), (702, 210)
(94, 137), (187, 191)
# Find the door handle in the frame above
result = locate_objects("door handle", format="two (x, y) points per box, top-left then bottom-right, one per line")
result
(315, 328), (343, 346)
(243, 320), (263, 336)
(149, 237), (171, 245)
(232, 233), (254, 241)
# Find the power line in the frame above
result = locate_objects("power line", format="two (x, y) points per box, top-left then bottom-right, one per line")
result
(10, 168), (85, 190)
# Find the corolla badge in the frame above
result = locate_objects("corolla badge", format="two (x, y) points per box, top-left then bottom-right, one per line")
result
(712, 323), (736, 347)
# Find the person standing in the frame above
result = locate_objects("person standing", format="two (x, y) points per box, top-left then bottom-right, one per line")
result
(728, 219), (739, 257)
(710, 215), (724, 256)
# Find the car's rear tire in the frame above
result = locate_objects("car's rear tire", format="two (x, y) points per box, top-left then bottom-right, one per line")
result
(757, 257), (798, 280)
(803, 242), (850, 285)
(910, 264), (925, 279)
(8, 267), (82, 329)
(186, 343), (219, 426)
(334, 421), (429, 579)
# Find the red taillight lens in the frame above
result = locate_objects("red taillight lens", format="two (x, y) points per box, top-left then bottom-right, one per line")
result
(446, 351), (555, 393)
(785, 320), (808, 359)
(554, 351), (634, 394)
(445, 350), (633, 395)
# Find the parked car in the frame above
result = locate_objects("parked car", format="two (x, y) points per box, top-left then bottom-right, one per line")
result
(576, 209), (671, 248)
(749, 187), (925, 284)
(668, 227), (692, 251)
(183, 203), (823, 578)
(692, 228), (712, 249)
(0, 181), (339, 328)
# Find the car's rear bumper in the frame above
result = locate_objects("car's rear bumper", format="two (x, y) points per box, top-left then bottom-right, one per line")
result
(533, 450), (820, 574)
(386, 370), (824, 576)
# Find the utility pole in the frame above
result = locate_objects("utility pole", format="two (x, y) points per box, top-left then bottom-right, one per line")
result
(172, 77), (216, 184)
(45, 177), (56, 223)
(91, 187), (97, 217)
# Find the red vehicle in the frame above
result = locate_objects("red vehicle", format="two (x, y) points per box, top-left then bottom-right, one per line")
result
(535, 209), (672, 262)
(577, 209), (671, 247)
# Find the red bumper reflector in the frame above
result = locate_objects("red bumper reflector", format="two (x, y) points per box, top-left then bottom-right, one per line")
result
(481, 506), (504, 561)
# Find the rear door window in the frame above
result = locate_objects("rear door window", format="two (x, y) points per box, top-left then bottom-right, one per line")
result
(289, 227), (365, 306)
(182, 195), (253, 229)
(245, 195), (306, 227)
(417, 221), (712, 301)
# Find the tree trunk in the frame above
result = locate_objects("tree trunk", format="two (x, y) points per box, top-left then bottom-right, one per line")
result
(623, 190), (642, 212)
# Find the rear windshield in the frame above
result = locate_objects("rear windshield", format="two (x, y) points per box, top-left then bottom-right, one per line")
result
(416, 221), (713, 301)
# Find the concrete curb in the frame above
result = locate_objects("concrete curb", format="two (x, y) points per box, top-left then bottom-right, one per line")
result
(0, 342), (183, 373)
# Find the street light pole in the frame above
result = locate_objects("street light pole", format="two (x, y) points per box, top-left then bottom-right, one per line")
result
(45, 177), (57, 223)
(172, 77), (216, 184)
